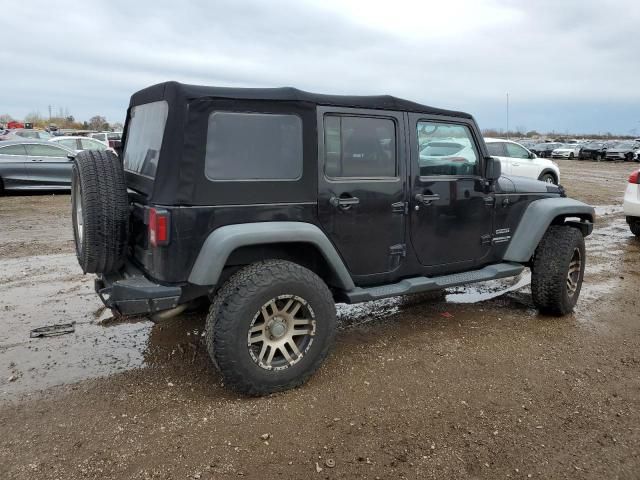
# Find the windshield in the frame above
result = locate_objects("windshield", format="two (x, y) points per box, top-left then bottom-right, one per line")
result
(123, 101), (168, 178)
(616, 142), (636, 149)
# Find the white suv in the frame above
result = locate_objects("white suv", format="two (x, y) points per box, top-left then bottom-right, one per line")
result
(623, 169), (640, 237)
(485, 138), (560, 184)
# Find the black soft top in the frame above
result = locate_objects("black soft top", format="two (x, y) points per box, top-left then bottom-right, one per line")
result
(124, 81), (477, 204)
(129, 81), (472, 119)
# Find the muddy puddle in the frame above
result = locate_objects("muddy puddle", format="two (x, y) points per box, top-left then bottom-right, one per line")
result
(1, 211), (637, 400)
(0, 254), (153, 399)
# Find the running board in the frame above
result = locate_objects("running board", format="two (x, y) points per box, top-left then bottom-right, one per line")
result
(344, 262), (525, 303)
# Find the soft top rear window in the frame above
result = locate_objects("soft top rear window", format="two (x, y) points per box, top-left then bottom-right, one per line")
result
(123, 100), (168, 178)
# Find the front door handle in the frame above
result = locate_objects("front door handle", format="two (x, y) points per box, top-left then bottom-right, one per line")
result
(415, 193), (440, 205)
(330, 196), (360, 209)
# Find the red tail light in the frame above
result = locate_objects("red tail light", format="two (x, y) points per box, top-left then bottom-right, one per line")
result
(629, 170), (640, 184)
(148, 207), (170, 247)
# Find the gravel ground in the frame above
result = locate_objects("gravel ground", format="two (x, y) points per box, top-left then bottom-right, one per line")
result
(0, 160), (639, 479)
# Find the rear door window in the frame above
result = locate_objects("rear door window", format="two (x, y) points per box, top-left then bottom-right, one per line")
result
(324, 115), (396, 178)
(205, 112), (303, 181)
(25, 144), (69, 157)
(505, 143), (530, 159)
(486, 142), (505, 156)
(123, 100), (169, 178)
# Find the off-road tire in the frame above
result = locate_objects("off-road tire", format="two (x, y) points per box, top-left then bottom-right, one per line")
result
(206, 260), (337, 395)
(630, 222), (640, 237)
(72, 150), (128, 274)
(531, 226), (585, 316)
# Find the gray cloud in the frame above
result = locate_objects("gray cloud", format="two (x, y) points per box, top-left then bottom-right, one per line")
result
(1, 0), (639, 134)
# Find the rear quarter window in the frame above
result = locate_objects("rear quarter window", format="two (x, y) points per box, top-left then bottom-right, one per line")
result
(205, 112), (303, 181)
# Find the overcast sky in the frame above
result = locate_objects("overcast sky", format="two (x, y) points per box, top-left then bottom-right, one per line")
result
(2, 0), (639, 134)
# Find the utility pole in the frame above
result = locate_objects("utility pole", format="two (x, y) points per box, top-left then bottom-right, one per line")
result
(506, 93), (509, 139)
(48, 105), (52, 121)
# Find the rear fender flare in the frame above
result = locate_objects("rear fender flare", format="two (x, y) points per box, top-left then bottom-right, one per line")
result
(503, 198), (595, 263)
(188, 222), (355, 290)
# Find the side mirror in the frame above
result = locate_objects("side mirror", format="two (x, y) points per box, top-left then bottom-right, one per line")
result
(67, 154), (76, 161)
(529, 152), (537, 159)
(485, 157), (501, 181)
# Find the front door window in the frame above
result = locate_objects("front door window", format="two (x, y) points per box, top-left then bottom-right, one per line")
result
(417, 122), (479, 177)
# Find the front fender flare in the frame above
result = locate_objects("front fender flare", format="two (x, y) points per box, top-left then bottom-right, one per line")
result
(188, 222), (355, 290)
(503, 197), (595, 263)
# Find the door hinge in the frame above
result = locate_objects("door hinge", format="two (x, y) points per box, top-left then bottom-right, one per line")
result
(391, 201), (408, 214)
(389, 243), (407, 257)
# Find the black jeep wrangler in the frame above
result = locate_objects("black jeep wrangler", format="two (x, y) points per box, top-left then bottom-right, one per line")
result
(71, 81), (595, 395)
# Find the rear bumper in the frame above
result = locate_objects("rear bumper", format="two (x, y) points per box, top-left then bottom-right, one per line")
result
(95, 262), (182, 316)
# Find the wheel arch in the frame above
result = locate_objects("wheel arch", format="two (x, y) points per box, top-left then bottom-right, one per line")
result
(188, 222), (355, 291)
(503, 198), (595, 263)
(537, 169), (558, 184)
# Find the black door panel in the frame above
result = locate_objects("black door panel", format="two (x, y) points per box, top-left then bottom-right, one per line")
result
(317, 108), (406, 278)
(410, 178), (492, 266)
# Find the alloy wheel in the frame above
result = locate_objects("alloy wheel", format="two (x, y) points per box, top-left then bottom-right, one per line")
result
(566, 247), (582, 297)
(248, 295), (316, 371)
(74, 182), (84, 244)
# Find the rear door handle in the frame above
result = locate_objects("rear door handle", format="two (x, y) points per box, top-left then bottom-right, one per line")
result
(330, 196), (360, 209)
(415, 193), (440, 205)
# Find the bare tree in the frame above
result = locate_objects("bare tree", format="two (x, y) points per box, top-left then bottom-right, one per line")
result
(25, 111), (43, 124)
(88, 115), (109, 131)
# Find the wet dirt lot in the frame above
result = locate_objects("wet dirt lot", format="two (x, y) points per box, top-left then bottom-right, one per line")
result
(1, 161), (639, 479)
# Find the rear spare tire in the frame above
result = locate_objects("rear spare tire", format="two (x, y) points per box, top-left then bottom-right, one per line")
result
(72, 150), (129, 273)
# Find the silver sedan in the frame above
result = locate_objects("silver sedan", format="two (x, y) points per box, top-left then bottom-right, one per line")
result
(0, 140), (76, 193)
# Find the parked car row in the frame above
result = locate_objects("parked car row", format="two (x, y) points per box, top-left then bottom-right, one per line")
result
(0, 131), (122, 193)
(0, 128), (122, 149)
(524, 139), (640, 162)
